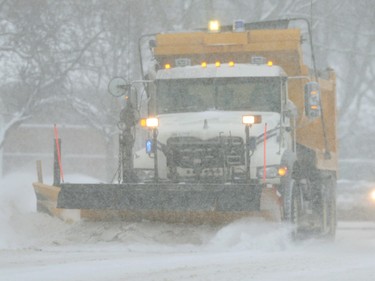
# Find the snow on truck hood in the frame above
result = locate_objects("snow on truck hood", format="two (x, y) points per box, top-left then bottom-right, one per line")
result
(156, 64), (287, 80)
(157, 111), (280, 143)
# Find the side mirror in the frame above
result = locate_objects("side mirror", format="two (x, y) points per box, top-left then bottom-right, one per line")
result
(108, 77), (130, 97)
(304, 82), (321, 119)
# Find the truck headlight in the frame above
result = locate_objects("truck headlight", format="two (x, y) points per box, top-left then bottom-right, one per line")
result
(370, 189), (375, 202)
(242, 115), (262, 125)
(257, 165), (288, 179)
(140, 117), (159, 128)
(146, 117), (159, 128)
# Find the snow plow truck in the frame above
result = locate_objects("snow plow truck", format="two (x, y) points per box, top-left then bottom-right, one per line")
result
(33, 19), (337, 238)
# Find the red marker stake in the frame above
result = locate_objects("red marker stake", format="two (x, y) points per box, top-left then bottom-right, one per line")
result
(54, 124), (64, 183)
(263, 123), (267, 183)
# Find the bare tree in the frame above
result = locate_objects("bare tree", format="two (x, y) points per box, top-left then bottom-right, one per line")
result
(0, 0), (101, 149)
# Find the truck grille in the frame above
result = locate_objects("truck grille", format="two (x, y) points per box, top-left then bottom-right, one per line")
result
(166, 136), (245, 169)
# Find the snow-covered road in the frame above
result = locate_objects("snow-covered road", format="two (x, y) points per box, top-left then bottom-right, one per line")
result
(1, 219), (375, 281)
(1, 173), (375, 281)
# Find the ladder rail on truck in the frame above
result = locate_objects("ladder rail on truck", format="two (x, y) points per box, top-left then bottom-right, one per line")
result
(33, 18), (337, 239)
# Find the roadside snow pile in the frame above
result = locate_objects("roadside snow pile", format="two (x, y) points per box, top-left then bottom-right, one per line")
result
(0, 173), (37, 249)
(0, 173), (98, 250)
(207, 218), (293, 252)
(52, 218), (294, 254)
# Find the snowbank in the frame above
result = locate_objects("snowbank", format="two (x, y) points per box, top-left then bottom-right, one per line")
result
(0, 173), (37, 248)
(0, 173), (101, 249)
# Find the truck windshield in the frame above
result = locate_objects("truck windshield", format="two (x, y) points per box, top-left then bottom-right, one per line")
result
(156, 77), (281, 114)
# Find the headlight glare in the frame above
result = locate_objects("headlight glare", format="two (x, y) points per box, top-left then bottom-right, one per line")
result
(370, 190), (375, 202)
(146, 117), (159, 128)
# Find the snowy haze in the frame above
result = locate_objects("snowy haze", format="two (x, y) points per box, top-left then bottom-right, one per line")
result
(1, 1), (375, 280)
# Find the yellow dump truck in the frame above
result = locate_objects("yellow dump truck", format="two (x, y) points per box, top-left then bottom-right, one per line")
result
(33, 19), (337, 238)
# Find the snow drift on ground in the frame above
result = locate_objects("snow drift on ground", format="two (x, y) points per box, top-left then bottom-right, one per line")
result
(0, 173), (37, 249)
(1, 173), (375, 281)
(1, 172), (374, 250)
(0, 173), (100, 249)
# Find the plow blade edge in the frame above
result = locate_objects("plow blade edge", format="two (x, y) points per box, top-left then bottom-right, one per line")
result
(56, 183), (267, 223)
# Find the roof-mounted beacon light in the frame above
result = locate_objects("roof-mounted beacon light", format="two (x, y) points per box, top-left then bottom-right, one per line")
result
(233, 19), (245, 32)
(208, 20), (220, 32)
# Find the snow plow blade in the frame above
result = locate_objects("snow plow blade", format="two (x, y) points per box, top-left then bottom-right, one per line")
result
(33, 182), (282, 224)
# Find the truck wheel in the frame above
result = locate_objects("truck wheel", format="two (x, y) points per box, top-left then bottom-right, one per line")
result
(283, 178), (303, 239)
(312, 174), (336, 239)
(321, 176), (337, 239)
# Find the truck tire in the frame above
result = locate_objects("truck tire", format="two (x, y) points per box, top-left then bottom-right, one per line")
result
(321, 176), (337, 239)
(311, 173), (336, 240)
(283, 178), (303, 239)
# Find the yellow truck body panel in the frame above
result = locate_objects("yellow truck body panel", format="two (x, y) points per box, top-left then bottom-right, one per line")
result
(154, 29), (337, 171)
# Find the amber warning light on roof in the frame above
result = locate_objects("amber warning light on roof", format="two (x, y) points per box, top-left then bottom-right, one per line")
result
(164, 61), (237, 69)
(208, 20), (220, 32)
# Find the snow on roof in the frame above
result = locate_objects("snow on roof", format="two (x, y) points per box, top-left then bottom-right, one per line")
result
(156, 63), (287, 80)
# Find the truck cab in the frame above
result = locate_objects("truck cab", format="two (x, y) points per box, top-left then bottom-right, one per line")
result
(137, 61), (294, 187)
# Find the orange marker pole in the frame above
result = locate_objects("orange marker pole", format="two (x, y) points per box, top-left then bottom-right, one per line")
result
(54, 124), (64, 183)
(263, 123), (267, 183)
